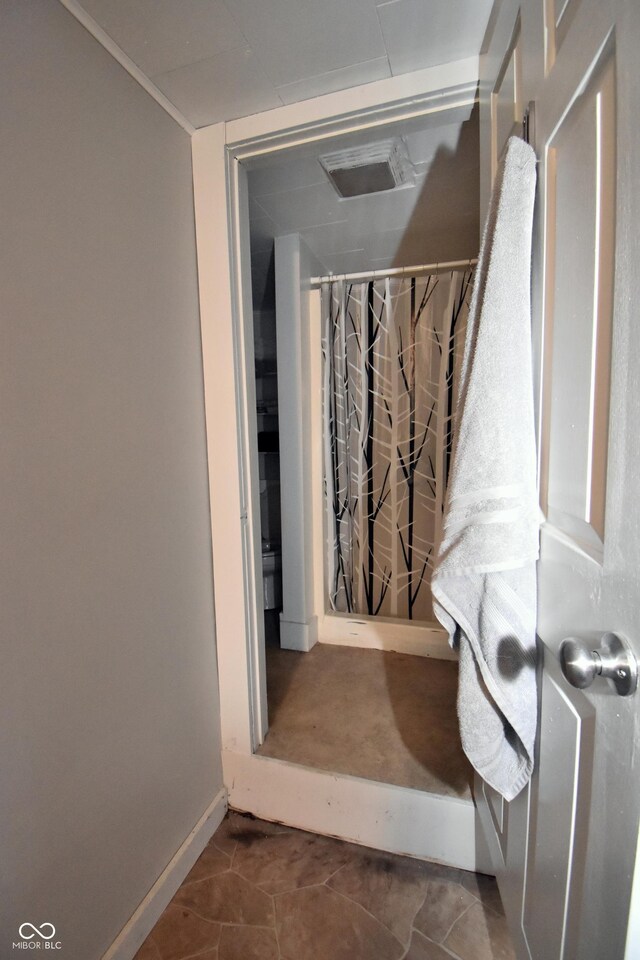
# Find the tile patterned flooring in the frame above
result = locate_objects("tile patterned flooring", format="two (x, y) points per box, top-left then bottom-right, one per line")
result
(135, 811), (515, 960)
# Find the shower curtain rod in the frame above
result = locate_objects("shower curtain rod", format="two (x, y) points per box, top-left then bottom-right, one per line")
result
(310, 257), (478, 286)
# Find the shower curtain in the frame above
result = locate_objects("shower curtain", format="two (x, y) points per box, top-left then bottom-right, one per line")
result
(322, 270), (474, 621)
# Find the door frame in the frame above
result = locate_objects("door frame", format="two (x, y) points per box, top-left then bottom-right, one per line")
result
(191, 57), (491, 868)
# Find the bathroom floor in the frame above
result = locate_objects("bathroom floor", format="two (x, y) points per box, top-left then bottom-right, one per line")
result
(135, 811), (515, 960)
(257, 636), (473, 799)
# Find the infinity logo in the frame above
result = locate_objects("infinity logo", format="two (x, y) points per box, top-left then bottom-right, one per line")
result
(18, 924), (56, 941)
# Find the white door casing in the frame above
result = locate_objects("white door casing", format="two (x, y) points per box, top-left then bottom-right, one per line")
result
(192, 61), (494, 869)
(477, 1), (640, 958)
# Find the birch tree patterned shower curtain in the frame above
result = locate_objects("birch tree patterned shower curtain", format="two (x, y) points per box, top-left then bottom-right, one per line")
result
(322, 270), (474, 622)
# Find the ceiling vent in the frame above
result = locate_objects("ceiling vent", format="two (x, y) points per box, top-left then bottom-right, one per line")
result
(319, 138), (415, 198)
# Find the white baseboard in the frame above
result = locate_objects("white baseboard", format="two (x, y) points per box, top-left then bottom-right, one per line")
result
(279, 614), (318, 651)
(102, 788), (227, 960)
(223, 750), (486, 872)
(317, 613), (456, 660)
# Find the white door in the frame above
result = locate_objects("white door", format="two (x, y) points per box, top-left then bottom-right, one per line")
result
(477, 1), (640, 958)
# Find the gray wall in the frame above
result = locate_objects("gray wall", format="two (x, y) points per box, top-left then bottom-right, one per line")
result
(0, 3), (222, 958)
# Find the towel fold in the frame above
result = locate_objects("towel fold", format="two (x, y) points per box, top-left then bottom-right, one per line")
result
(431, 136), (539, 802)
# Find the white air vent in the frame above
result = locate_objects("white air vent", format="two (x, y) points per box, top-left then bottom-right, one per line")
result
(319, 138), (415, 198)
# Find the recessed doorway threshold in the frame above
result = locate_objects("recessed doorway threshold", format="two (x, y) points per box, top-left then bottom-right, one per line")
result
(258, 641), (472, 800)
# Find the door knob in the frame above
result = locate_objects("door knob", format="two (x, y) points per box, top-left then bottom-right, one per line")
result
(560, 633), (638, 696)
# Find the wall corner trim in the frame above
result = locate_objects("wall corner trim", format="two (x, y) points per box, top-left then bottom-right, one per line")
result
(101, 788), (227, 960)
(57, 0), (196, 136)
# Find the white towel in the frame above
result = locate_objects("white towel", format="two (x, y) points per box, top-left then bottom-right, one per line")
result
(431, 136), (539, 802)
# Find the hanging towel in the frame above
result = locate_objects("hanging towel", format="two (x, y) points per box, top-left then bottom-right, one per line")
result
(431, 136), (539, 802)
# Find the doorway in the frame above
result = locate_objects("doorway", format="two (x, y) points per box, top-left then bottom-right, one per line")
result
(243, 103), (480, 798)
(193, 62), (490, 869)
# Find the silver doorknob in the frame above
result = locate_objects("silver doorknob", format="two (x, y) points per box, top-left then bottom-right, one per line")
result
(560, 633), (638, 696)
